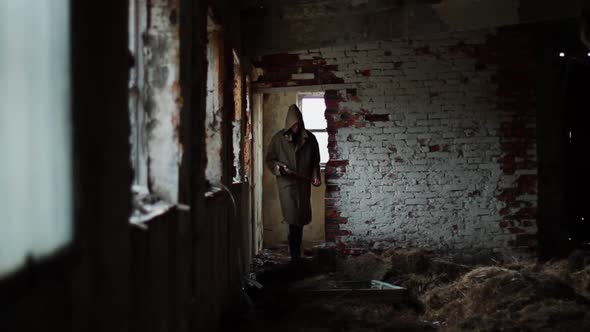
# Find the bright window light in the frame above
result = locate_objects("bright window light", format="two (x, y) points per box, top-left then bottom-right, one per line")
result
(300, 97), (329, 164)
(0, 0), (72, 278)
(301, 98), (328, 130)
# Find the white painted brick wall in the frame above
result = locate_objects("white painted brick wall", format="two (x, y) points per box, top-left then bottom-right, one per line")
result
(315, 29), (537, 256)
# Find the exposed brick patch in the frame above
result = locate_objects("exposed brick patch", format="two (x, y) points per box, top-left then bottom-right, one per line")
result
(252, 53), (344, 88)
(517, 175), (537, 195)
(324, 89), (350, 243)
(326, 160), (349, 168)
(325, 90), (370, 130)
(446, 26), (539, 251)
(325, 198), (350, 242)
(510, 234), (538, 250)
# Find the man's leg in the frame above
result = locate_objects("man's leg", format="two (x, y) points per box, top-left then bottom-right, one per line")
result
(288, 224), (303, 260)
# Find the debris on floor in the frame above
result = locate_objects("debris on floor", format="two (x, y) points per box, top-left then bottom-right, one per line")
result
(233, 246), (590, 332)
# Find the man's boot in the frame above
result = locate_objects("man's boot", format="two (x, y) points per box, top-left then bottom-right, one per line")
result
(288, 224), (302, 262)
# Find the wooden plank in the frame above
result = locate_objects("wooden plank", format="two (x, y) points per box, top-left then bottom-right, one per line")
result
(371, 280), (405, 290)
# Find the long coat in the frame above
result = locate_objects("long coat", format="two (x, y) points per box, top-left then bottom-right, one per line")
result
(265, 105), (321, 226)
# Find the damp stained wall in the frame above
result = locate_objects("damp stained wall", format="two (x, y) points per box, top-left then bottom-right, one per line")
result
(262, 92), (326, 248)
(205, 19), (224, 185)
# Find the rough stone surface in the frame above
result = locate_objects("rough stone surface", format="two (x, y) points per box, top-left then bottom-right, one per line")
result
(254, 26), (539, 257)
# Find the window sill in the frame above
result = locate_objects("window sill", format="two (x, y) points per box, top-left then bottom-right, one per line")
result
(205, 186), (224, 199)
(129, 200), (174, 226)
(129, 185), (174, 228)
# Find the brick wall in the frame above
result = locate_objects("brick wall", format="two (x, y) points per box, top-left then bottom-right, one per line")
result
(254, 26), (538, 257)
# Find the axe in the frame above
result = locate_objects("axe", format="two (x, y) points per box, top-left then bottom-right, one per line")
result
(276, 162), (319, 185)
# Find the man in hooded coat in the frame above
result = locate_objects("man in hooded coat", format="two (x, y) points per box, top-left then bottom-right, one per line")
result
(266, 104), (321, 262)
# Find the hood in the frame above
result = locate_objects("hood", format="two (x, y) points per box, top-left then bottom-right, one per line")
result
(284, 104), (305, 131)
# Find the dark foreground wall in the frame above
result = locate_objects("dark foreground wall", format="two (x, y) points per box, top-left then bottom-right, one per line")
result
(0, 0), (251, 331)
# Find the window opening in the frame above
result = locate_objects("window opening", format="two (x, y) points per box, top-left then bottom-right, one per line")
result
(299, 94), (329, 166)
(0, 0), (72, 278)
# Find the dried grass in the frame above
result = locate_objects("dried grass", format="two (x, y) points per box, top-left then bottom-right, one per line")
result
(422, 266), (590, 331)
(381, 248), (470, 296)
(572, 266), (590, 297)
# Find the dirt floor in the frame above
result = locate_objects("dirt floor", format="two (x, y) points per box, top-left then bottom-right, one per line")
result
(227, 245), (590, 332)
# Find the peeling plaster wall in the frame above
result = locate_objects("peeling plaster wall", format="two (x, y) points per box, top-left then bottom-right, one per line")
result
(243, 77), (253, 179)
(144, 0), (182, 202)
(205, 23), (224, 185)
(262, 92), (326, 248)
(233, 61), (244, 182)
(254, 25), (544, 257)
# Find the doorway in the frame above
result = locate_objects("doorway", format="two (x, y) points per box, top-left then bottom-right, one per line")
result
(253, 91), (327, 250)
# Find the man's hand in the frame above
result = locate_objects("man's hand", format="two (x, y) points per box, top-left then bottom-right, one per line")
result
(312, 177), (321, 187)
(277, 163), (293, 176)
